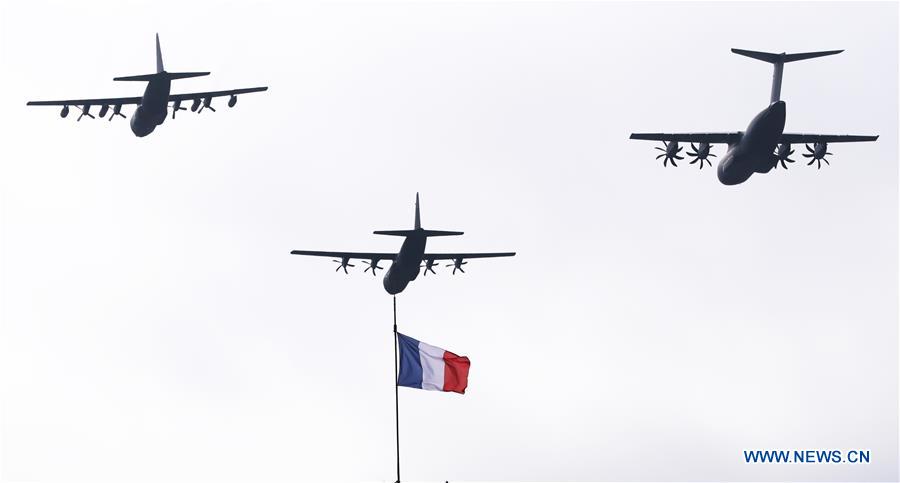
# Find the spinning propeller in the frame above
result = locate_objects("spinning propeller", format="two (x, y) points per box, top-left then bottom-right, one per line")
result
(171, 100), (187, 119)
(686, 142), (715, 169)
(332, 257), (355, 274)
(802, 142), (832, 169)
(197, 97), (215, 113)
(362, 259), (383, 276)
(446, 258), (467, 275)
(421, 258), (439, 275)
(774, 143), (796, 169)
(109, 104), (125, 121)
(655, 141), (683, 167)
(76, 104), (95, 122)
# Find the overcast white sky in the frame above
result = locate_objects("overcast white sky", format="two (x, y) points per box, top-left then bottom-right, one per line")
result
(0, 1), (897, 482)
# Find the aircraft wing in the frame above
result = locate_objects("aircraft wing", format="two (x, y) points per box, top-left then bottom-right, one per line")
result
(779, 133), (879, 144)
(169, 86), (268, 102)
(630, 132), (743, 144)
(27, 87), (267, 107)
(27, 96), (142, 106)
(422, 252), (516, 260)
(290, 250), (397, 261)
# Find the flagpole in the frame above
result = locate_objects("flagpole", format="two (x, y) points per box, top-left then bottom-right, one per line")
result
(393, 295), (401, 483)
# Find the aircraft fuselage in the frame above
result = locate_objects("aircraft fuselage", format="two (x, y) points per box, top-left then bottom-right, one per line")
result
(716, 100), (786, 185)
(130, 77), (170, 137)
(383, 232), (427, 295)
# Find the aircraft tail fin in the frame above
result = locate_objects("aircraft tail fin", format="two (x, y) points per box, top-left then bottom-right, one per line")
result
(414, 192), (421, 229)
(156, 33), (164, 73)
(114, 34), (210, 81)
(731, 48), (843, 103)
(373, 193), (463, 237)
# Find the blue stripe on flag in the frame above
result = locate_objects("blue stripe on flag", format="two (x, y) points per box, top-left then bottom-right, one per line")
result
(396, 332), (423, 389)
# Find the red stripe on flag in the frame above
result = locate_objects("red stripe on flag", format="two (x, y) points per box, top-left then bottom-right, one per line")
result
(442, 351), (470, 394)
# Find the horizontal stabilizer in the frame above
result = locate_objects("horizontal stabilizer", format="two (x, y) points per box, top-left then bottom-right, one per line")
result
(732, 48), (843, 103)
(165, 71), (210, 80)
(420, 229), (464, 237)
(113, 73), (160, 82)
(731, 48), (843, 64)
(114, 71), (210, 82)
(374, 229), (464, 237)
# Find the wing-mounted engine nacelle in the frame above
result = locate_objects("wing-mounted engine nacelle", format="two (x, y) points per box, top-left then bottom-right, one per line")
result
(228, 95), (237, 108)
(687, 142), (716, 169)
(60, 105), (70, 118)
(654, 141), (684, 167)
(802, 142), (832, 169)
(190, 99), (201, 112)
(446, 258), (468, 275)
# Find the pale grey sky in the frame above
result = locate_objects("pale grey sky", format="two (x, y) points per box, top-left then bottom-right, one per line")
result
(0, 1), (897, 481)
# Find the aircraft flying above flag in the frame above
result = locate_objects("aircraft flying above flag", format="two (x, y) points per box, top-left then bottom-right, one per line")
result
(290, 194), (515, 295)
(26, 34), (267, 137)
(630, 48), (878, 185)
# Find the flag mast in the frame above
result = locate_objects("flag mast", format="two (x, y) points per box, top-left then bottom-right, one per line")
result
(393, 295), (401, 483)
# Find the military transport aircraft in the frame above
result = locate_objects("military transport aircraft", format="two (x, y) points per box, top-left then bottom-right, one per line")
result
(291, 194), (515, 295)
(27, 34), (267, 137)
(630, 49), (878, 185)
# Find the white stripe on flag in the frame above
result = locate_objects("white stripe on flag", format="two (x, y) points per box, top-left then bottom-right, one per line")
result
(417, 340), (445, 391)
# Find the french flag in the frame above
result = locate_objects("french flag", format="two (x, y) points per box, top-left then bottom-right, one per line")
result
(396, 332), (470, 394)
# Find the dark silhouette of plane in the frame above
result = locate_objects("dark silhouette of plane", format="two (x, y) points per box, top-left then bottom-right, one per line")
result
(291, 194), (515, 295)
(630, 49), (878, 185)
(27, 34), (267, 137)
